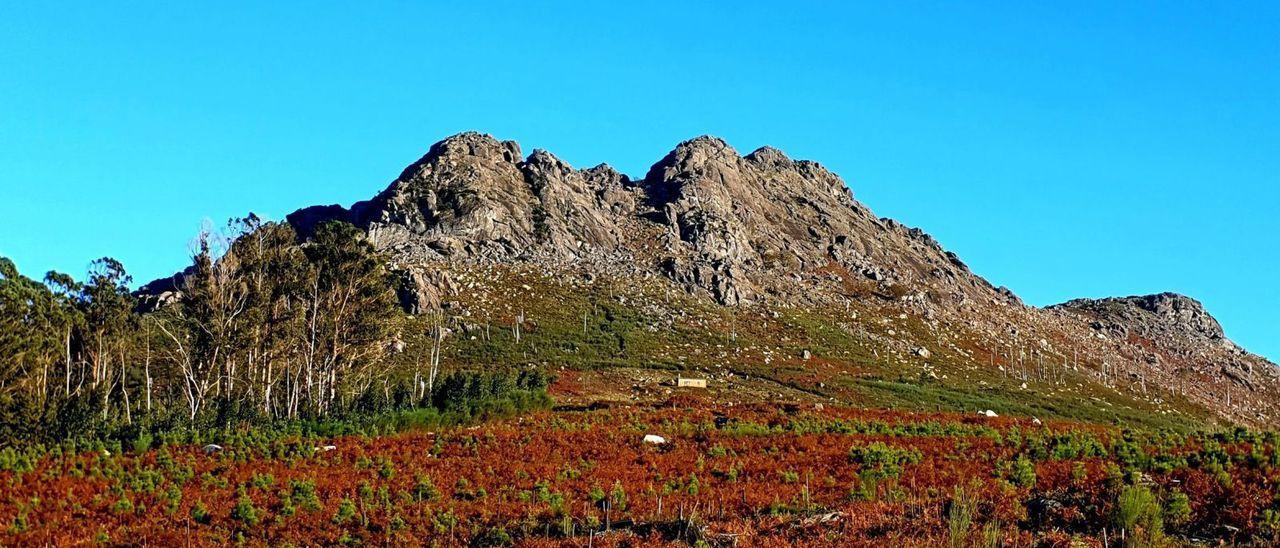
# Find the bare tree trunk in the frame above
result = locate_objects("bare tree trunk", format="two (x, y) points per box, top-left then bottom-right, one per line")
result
(429, 318), (443, 396)
(328, 368), (337, 414)
(514, 310), (525, 344)
(39, 356), (48, 405)
(94, 335), (103, 388)
(120, 356), (132, 425)
(100, 341), (112, 421)
(65, 328), (72, 396)
(307, 282), (319, 415)
(144, 332), (152, 413)
(263, 357), (273, 417)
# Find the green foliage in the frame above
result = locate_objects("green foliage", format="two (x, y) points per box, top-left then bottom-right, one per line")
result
(231, 492), (261, 526)
(289, 479), (321, 512)
(1113, 485), (1163, 547)
(1112, 436), (1150, 469)
(980, 521), (1002, 548)
(161, 483), (182, 514)
(278, 490), (297, 518)
(1163, 489), (1191, 529)
(0, 218), (448, 445)
(249, 472), (275, 490)
(609, 481), (627, 512)
(111, 493), (134, 515)
(191, 501), (211, 524)
(1009, 456), (1037, 488)
(377, 458), (396, 479)
(130, 433), (153, 454)
(475, 525), (513, 546)
(851, 376), (1202, 432)
(413, 474), (441, 502)
(333, 497), (358, 525)
(848, 441), (922, 480)
(1260, 509), (1280, 538)
(947, 482), (980, 548)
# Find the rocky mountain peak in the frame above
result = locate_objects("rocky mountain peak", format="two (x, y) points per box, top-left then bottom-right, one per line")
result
(288, 132), (1006, 307)
(641, 136), (739, 204)
(392, 131), (520, 180)
(246, 131), (1280, 425)
(437, 131), (521, 161)
(1051, 292), (1230, 349)
(746, 145), (795, 168)
(1133, 293), (1227, 339)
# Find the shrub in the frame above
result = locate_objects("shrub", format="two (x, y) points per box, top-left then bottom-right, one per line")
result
(191, 501), (211, 524)
(947, 482), (980, 548)
(278, 490), (297, 518)
(980, 521), (1002, 548)
(413, 474), (440, 502)
(333, 498), (358, 524)
(9, 511), (28, 534)
(1113, 485), (1162, 547)
(111, 494), (134, 515)
(850, 471), (878, 501)
(476, 526), (512, 546)
(610, 481), (627, 512)
(130, 433), (153, 454)
(1010, 457), (1036, 488)
(1163, 490), (1191, 529)
(161, 483), (182, 514)
(249, 472), (275, 490)
(1260, 509), (1280, 539)
(232, 492), (261, 526)
(1071, 462), (1088, 482)
(848, 442), (922, 480)
(1112, 437), (1150, 470)
(290, 479), (321, 512)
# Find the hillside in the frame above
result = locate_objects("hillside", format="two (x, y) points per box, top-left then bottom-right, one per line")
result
(281, 132), (1279, 428)
(8, 132), (1280, 547)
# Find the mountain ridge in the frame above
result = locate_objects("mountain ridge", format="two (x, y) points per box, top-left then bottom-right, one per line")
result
(271, 131), (1278, 426)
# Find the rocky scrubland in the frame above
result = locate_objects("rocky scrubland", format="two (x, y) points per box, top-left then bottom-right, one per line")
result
(288, 132), (1279, 427)
(6, 399), (1280, 546)
(3, 132), (1279, 545)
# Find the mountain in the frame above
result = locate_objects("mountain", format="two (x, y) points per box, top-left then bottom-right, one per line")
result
(280, 132), (1278, 427)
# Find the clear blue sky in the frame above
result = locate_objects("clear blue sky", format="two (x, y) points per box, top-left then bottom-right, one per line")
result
(2, 2), (1276, 360)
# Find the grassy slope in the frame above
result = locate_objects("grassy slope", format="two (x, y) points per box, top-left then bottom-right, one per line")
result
(416, 264), (1218, 432)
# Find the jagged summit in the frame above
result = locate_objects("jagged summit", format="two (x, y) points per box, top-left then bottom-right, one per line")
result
(745, 145), (791, 165)
(1051, 292), (1232, 350)
(289, 131), (977, 306)
(277, 132), (1279, 426)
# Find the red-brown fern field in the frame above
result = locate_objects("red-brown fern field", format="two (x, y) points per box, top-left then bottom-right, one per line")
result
(4, 397), (1280, 546)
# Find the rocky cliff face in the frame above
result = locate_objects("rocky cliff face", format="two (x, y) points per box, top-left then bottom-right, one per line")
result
(1050, 293), (1270, 396)
(290, 132), (1007, 308)
(637, 136), (998, 307)
(286, 132), (1279, 426)
(1051, 293), (1231, 350)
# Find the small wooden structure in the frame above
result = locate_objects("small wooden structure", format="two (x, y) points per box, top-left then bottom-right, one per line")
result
(676, 377), (707, 388)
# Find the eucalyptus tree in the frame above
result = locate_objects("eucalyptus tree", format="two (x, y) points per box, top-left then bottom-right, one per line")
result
(0, 258), (62, 412)
(300, 220), (398, 415)
(80, 258), (137, 421)
(43, 270), (84, 398)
